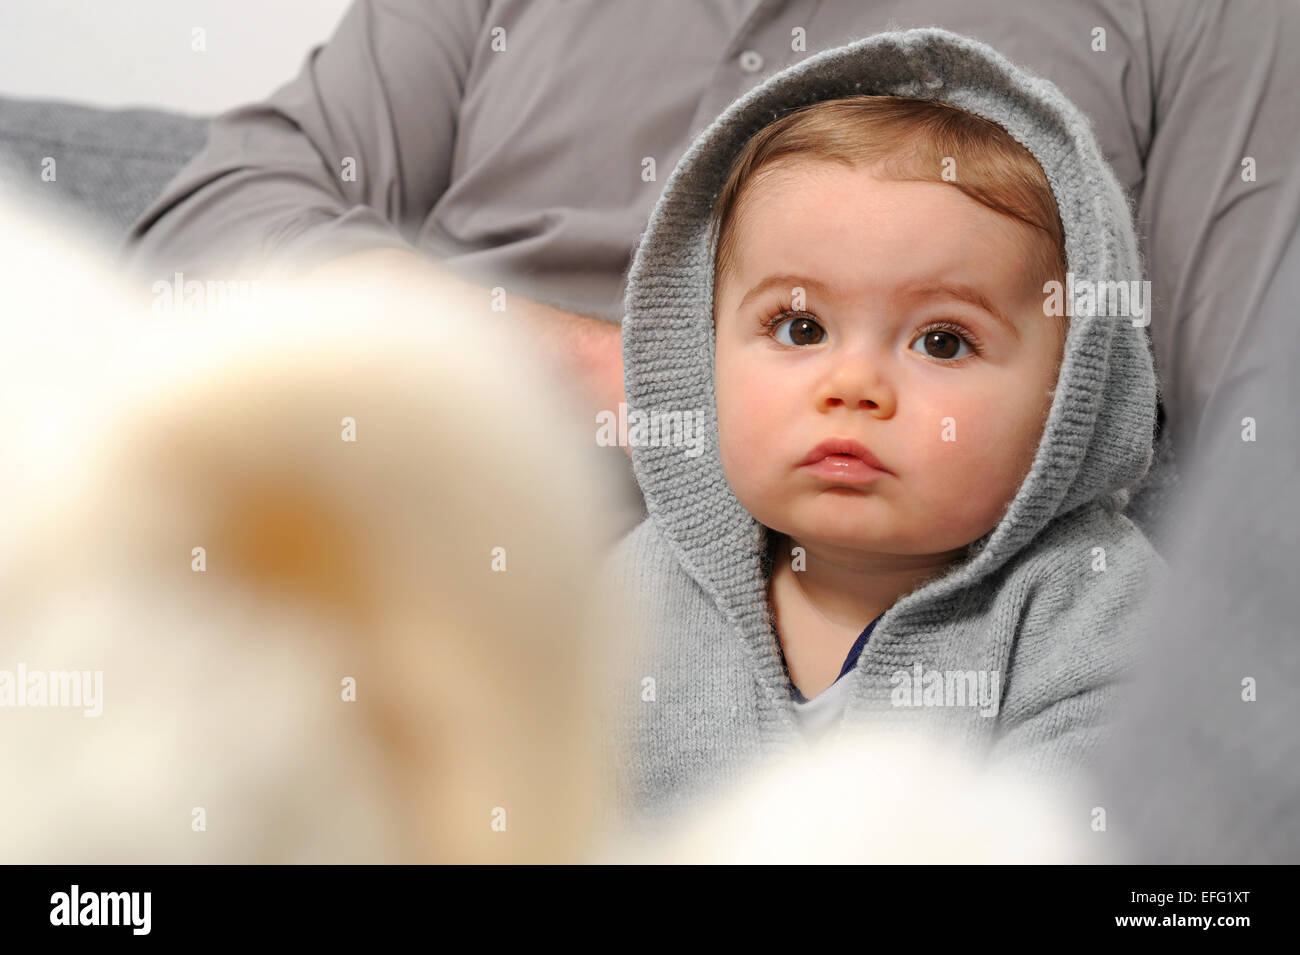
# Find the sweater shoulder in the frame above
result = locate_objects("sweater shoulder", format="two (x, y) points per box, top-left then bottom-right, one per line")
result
(995, 503), (1165, 701)
(606, 516), (672, 575)
(1010, 501), (1166, 589)
(601, 517), (697, 604)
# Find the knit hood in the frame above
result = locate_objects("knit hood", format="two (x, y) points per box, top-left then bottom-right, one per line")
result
(620, 28), (1157, 636)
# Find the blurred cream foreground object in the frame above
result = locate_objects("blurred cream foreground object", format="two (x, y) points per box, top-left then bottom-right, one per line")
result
(604, 727), (1098, 864)
(0, 196), (633, 863)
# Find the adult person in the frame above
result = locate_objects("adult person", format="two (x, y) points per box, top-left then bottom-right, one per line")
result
(1092, 215), (1300, 864)
(121, 0), (1300, 546)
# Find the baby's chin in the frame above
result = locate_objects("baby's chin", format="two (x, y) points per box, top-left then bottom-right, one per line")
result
(756, 509), (985, 564)
(734, 477), (996, 555)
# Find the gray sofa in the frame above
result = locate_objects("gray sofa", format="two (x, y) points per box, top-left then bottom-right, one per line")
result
(0, 94), (209, 250)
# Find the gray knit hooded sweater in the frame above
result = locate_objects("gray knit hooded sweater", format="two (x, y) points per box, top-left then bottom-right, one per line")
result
(602, 28), (1163, 829)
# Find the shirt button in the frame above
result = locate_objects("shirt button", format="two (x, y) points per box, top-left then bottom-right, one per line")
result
(738, 49), (764, 73)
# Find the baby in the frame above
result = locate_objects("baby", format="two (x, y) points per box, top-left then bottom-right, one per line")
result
(604, 27), (1165, 834)
(710, 94), (1071, 715)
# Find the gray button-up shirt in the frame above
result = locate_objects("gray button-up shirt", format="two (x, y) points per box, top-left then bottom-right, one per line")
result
(121, 0), (1300, 461)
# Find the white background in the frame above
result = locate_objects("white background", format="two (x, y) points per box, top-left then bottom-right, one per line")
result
(0, 0), (353, 115)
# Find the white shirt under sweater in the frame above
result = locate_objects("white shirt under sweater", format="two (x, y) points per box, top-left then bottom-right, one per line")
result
(792, 674), (858, 742)
(789, 617), (881, 743)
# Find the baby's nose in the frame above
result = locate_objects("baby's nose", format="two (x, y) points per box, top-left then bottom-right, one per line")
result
(818, 357), (893, 414)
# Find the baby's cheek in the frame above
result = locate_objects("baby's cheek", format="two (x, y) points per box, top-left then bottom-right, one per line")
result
(716, 383), (790, 516)
(716, 363), (776, 451)
(714, 391), (760, 487)
(907, 410), (1032, 531)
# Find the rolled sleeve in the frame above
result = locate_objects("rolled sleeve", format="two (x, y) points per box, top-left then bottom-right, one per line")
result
(119, 0), (489, 286)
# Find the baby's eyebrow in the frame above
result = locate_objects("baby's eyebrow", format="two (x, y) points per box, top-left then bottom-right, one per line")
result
(901, 282), (1020, 340)
(737, 273), (834, 311)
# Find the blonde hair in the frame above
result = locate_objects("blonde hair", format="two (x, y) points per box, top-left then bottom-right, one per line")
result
(709, 95), (1068, 336)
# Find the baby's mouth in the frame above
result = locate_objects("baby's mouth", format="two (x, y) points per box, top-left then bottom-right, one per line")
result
(800, 453), (890, 485)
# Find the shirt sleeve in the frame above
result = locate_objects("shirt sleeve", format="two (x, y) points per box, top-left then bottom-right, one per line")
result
(1139, 0), (1300, 456)
(118, 0), (489, 285)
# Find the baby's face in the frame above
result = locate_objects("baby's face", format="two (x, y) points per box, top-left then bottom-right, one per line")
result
(713, 160), (1065, 558)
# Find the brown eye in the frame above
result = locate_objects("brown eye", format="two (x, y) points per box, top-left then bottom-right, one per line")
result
(771, 313), (826, 346)
(911, 328), (974, 360)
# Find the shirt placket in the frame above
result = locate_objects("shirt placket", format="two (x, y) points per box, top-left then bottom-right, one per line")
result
(685, 0), (824, 139)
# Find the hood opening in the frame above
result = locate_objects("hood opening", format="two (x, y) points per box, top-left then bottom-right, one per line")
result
(622, 27), (1157, 634)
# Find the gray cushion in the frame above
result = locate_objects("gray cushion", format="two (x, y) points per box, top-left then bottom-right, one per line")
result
(0, 95), (209, 246)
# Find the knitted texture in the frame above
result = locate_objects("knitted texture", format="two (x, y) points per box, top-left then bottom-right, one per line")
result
(606, 28), (1164, 829)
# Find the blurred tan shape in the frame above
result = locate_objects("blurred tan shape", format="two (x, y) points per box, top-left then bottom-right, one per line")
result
(0, 196), (631, 863)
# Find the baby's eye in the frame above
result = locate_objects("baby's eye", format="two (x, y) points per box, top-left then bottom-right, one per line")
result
(768, 311), (826, 346)
(910, 327), (975, 361)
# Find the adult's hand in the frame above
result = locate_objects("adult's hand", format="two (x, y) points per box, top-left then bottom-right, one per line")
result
(514, 298), (630, 460)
